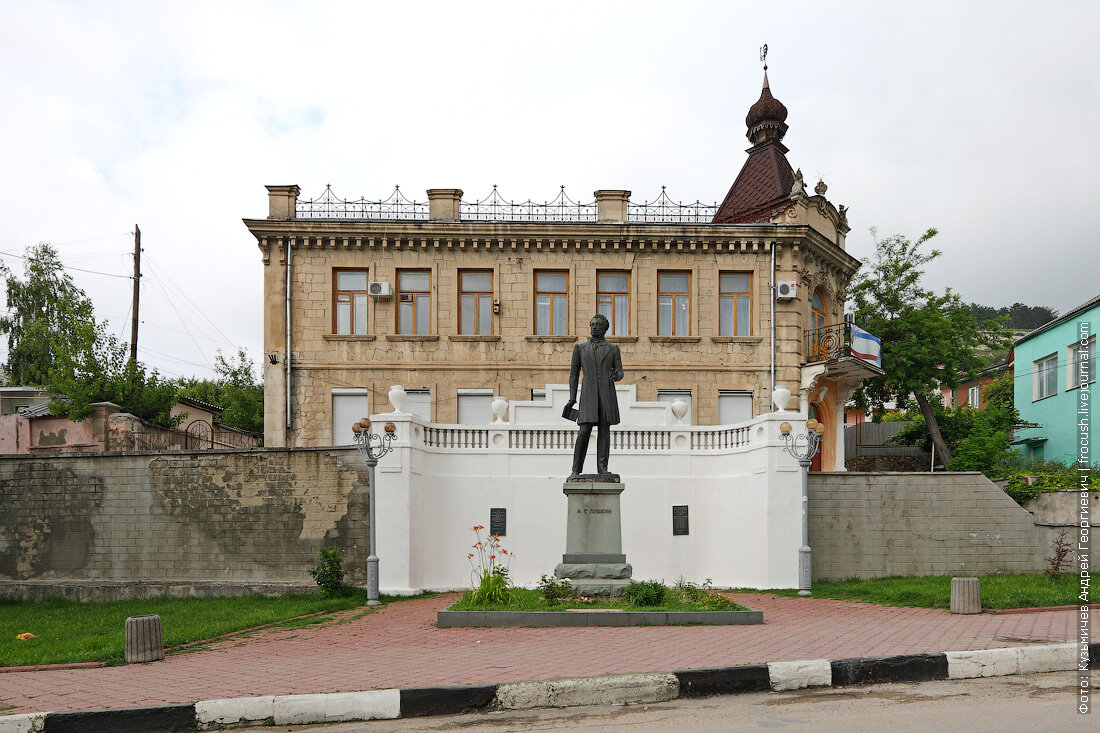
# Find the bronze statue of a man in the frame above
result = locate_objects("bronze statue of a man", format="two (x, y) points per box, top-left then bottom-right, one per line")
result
(565, 314), (624, 480)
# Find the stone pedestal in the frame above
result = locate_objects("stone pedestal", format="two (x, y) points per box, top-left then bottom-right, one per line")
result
(125, 614), (164, 663)
(554, 481), (632, 596)
(950, 577), (981, 614)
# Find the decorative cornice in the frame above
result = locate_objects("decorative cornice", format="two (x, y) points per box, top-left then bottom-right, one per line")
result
(247, 221), (861, 285)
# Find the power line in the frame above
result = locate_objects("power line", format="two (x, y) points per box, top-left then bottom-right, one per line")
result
(143, 261), (211, 368)
(51, 232), (132, 247)
(0, 249), (132, 280)
(143, 254), (235, 347)
(138, 344), (214, 369)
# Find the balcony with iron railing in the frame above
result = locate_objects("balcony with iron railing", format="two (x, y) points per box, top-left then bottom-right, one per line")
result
(291, 185), (720, 224)
(803, 321), (884, 379)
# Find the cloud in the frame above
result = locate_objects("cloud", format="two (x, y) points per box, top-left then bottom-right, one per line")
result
(0, 0), (1097, 380)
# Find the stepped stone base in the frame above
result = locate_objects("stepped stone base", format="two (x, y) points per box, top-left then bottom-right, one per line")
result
(566, 578), (634, 598)
(554, 562), (632, 580)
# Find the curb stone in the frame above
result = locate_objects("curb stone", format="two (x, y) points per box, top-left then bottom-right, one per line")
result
(2, 642), (1096, 731)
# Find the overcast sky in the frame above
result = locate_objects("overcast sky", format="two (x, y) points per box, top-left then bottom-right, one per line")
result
(1, 1), (1096, 381)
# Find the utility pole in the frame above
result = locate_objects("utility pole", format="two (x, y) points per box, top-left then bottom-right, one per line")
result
(130, 224), (141, 362)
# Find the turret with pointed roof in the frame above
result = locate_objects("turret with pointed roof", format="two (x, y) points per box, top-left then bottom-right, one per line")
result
(712, 70), (797, 224)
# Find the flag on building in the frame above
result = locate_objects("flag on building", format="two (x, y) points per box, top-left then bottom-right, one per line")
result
(850, 324), (882, 368)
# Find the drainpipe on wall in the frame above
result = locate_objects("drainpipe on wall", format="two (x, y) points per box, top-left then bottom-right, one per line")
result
(285, 238), (292, 437)
(770, 240), (776, 400)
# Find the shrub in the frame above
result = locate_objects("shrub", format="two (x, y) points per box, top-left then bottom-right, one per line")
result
(1003, 468), (1100, 505)
(309, 546), (347, 597)
(622, 579), (667, 607)
(537, 574), (573, 604)
(674, 577), (739, 610)
(1046, 530), (1073, 576)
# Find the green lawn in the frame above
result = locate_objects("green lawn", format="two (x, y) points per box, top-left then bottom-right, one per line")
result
(450, 587), (746, 612)
(0, 589), (427, 668)
(753, 573), (1078, 610)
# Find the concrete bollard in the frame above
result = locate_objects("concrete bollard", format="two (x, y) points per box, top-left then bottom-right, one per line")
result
(125, 614), (165, 663)
(950, 577), (981, 614)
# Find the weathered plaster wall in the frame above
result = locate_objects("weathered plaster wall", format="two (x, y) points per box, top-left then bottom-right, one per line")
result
(809, 472), (1051, 580)
(0, 448), (368, 600)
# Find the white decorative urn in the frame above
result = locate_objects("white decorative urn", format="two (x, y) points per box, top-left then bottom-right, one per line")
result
(771, 386), (791, 413)
(670, 399), (689, 425)
(491, 396), (508, 423)
(388, 385), (407, 413)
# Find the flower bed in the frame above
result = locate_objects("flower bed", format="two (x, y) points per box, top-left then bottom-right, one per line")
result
(439, 580), (762, 627)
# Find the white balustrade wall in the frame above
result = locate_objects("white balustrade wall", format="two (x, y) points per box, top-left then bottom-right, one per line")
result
(370, 399), (806, 593)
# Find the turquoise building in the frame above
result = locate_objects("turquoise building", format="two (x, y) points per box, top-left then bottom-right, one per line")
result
(1012, 294), (1097, 466)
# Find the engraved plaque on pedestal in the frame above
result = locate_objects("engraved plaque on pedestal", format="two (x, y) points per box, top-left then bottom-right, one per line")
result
(490, 507), (506, 536)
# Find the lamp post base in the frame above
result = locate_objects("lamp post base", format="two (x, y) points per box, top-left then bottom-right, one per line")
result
(798, 546), (812, 596)
(366, 555), (380, 606)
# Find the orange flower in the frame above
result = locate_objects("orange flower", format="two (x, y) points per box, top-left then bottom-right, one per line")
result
(473, 525), (484, 531)
(501, 549), (508, 554)
(489, 555), (496, 560)
(467, 553), (474, 559)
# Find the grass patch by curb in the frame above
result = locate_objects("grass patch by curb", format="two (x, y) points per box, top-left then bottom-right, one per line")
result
(0, 589), (434, 668)
(450, 587), (746, 612)
(739, 573), (1077, 610)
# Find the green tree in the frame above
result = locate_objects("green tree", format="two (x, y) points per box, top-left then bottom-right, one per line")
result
(49, 330), (181, 428)
(965, 302), (1057, 331)
(893, 374), (1020, 474)
(849, 228), (1010, 464)
(177, 349), (263, 433)
(0, 243), (98, 387)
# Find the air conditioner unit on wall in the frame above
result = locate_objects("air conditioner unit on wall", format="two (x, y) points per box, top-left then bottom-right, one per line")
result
(368, 281), (392, 298)
(775, 281), (798, 300)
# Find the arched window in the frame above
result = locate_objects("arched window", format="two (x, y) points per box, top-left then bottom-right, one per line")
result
(811, 290), (827, 331)
(810, 290), (828, 360)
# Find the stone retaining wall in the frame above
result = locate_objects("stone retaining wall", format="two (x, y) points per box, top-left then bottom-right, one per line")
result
(808, 472), (1050, 580)
(0, 448), (367, 600)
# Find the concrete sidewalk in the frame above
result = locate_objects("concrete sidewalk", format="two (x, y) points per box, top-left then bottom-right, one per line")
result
(0, 592), (1076, 717)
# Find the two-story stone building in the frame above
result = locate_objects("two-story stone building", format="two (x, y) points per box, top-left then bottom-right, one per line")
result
(243, 70), (881, 470)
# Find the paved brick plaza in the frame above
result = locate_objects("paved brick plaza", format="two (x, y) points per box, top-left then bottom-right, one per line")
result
(0, 593), (1075, 716)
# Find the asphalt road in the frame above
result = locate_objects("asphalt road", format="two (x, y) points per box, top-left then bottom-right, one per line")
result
(236, 671), (1092, 732)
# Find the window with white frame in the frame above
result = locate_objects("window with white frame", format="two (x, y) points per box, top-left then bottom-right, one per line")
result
(457, 389), (493, 424)
(404, 388), (431, 421)
(967, 385), (980, 408)
(718, 390), (753, 424)
(331, 389), (369, 446)
(657, 389), (692, 424)
(1067, 335), (1095, 390)
(1034, 354), (1058, 400)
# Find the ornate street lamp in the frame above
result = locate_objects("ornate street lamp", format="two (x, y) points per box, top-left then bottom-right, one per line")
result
(352, 418), (397, 606)
(780, 418), (825, 596)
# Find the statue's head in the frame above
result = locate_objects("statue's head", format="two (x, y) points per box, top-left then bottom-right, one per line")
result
(590, 313), (609, 338)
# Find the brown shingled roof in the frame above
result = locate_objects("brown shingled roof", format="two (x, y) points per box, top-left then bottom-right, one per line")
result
(712, 144), (795, 223)
(712, 69), (797, 224)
